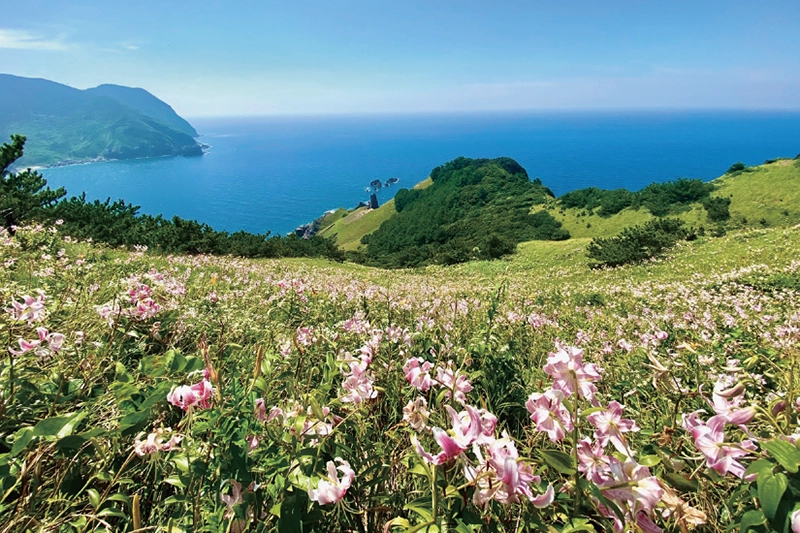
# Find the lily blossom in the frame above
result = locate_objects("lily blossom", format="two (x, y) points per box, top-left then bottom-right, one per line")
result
(308, 458), (355, 505)
(434, 361), (473, 402)
(167, 379), (214, 411)
(466, 435), (554, 507)
(6, 290), (46, 323)
(134, 429), (182, 456)
(682, 412), (755, 478)
(707, 383), (755, 427)
(411, 404), (484, 465)
(543, 346), (601, 403)
(526, 389), (573, 442)
(600, 459), (663, 515)
(220, 480), (243, 519)
(403, 357), (433, 391)
(403, 396), (430, 431)
(587, 400), (640, 455)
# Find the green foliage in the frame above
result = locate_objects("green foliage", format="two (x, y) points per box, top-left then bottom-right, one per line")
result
(728, 439), (800, 532)
(558, 178), (714, 219)
(727, 161), (747, 174)
(740, 271), (800, 293)
(559, 187), (634, 217)
(632, 178), (714, 217)
(702, 196), (732, 222)
(0, 135), (66, 227)
(586, 218), (694, 268)
(361, 157), (568, 267)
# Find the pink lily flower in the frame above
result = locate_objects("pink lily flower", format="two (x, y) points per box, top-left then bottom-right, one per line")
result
(587, 400), (640, 455)
(600, 459), (663, 515)
(576, 437), (612, 484)
(526, 389), (573, 442)
(308, 458), (355, 505)
(465, 435), (554, 507)
(255, 398), (266, 422)
(6, 290), (46, 323)
(434, 362), (473, 402)
(403, 357), (433, 391)
(543, 346), (601, 402)
(167, 379), (214, 412)
(682, 413), (754, 478)
(708, 383), (755, 427)
(220, 480), (243, 519)
(411, 404), (483, 465)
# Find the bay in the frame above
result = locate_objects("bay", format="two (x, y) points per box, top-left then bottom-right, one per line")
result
(43, 111), (800, 236)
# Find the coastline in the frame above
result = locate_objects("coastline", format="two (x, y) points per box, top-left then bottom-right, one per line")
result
(16, 142), (212, 173)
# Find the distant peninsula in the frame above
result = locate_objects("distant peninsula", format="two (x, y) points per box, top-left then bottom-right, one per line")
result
(0, 74), (204, 168)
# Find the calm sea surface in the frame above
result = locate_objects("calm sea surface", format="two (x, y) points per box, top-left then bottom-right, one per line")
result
(43, 111), (800, 236)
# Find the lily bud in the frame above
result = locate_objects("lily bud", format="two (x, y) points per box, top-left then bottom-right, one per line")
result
(727, 407), (756, 426)
(772, 400), (787, 416)
(714, 383), (745, 398)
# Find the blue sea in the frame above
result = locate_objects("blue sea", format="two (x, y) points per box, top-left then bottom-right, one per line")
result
(43, 111), (800, 236)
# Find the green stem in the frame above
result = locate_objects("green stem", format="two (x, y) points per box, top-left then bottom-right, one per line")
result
(571, 392), (581, 520)
(431, 464), (439, 526)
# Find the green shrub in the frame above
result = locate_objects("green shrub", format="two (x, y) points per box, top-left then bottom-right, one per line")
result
(702, 196), (731, 222)
(727, 161), (747, 174)
(586, 218), (693, 268)
(633, 178), (714, 217)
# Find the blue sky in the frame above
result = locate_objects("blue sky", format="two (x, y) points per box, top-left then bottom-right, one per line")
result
(1, 1), (799, 116)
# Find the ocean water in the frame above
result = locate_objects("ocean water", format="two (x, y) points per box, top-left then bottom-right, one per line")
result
(43, 111), (800, 236)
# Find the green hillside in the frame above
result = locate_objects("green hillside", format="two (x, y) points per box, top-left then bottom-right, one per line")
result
(715, 158), (800, 226)
(4, 135), (800, 531)
(319, 177), (433, 251)
(318, 157), (800, 268)
(541, 157), (800, 239)
(85, 84), (198, 137)
(359, 157), (568, 267)
(0, 74), (203, 167)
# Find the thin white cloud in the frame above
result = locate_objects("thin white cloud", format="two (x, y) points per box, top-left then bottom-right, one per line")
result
(118, 41), (140, 51)
(0, 28), (68, 51)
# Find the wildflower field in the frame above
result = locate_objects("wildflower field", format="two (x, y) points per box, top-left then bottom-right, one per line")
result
(2, 222), (800, 532)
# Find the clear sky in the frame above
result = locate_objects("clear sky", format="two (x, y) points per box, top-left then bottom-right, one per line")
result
(1, 1), (799, 117)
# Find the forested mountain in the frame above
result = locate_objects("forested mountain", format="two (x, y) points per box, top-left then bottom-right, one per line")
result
(0, 74), (203, 167)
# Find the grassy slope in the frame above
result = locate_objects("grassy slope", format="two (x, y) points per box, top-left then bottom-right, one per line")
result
(715, 159), (800, 227)
(319, 177), (433, 251)
(284, 225), (800, 304)
(540, 158), (800, 239)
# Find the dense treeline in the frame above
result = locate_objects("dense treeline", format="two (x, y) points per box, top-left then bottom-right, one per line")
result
(1, 135), (344, 260)
(358, 157), (569, 268)
(558, 178), (716, 217)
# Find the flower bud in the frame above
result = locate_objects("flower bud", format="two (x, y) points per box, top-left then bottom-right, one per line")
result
(714, 382), (745, 398)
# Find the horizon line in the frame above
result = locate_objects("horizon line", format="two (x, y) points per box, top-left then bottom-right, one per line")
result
(185, 107), (800, 120)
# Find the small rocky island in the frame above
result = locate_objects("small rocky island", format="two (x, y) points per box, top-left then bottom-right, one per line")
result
(295, 177), (400, 238)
